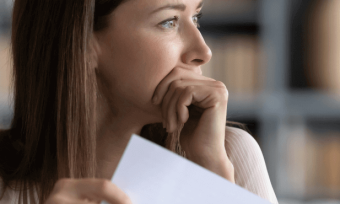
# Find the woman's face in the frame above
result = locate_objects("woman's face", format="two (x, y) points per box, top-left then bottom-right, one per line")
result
(94, 0), (212, 122)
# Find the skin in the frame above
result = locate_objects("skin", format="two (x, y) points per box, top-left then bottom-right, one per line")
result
(46, 0), (234, 203)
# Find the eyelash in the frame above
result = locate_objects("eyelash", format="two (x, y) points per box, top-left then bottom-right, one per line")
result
(159, 12), (203, 29)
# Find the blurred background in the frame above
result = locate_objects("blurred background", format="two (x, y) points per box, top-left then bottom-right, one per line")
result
(0, 0), (12, 130)
(1, 0), (340, 203)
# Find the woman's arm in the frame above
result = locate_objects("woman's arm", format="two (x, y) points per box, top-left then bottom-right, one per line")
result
(224, 126), (279, 204)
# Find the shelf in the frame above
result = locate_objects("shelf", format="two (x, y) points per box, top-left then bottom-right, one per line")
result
(200, 9), (258, 26)
(0, 93), (12, 129)
(199, 0), (259, 35)
(0, 0), (12, 35)
(227, 93), (261, 119)
(225, 90), (340, 120)
(202, 0), (259, 24)
(287, 91), (340, 118)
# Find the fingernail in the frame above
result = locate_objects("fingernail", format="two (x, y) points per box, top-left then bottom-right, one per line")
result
(152, 96), (158, 104)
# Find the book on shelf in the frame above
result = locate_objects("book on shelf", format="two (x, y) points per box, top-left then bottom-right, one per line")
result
(202, 35), (261, 94)
(286, 124), (340, 199)
(305, 0), (340, 94)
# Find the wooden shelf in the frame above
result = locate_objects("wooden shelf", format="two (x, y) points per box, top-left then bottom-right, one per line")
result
(227, 93), (261, 119)
(287, 90), (340, 118)
(226, 90), (340, 120)
(199, 1), (259, 35)
(201, 7), (258, 26)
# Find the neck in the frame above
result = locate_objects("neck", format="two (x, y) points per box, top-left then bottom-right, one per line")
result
(95, 91), (160, 179)
(96, 112), (144, 179)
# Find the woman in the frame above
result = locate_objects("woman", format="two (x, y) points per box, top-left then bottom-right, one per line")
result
(0, 0), (279, 203)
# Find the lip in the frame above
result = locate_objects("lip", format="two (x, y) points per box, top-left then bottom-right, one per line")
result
(179, 67), (202, 75)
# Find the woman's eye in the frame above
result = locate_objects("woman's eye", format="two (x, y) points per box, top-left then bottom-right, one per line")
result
(160, 16), (179, 29)
(159, 13), (203, 30)
(193, 12), (203, 28)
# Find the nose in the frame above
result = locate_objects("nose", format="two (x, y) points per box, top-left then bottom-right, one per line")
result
(180, 24), (212, 67)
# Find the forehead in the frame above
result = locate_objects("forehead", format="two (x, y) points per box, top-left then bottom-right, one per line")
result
(120, 0), (201, 13)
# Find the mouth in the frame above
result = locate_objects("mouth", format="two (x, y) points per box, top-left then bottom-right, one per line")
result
(179, 67), (202, 75)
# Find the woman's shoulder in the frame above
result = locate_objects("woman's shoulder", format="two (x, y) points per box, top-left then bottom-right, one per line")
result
(224, 126), (266, 172)
(224, 126), (261, 153)
(224, 126), (279, 204)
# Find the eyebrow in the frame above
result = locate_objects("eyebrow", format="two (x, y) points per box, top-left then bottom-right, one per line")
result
(149, 1), (203, 15)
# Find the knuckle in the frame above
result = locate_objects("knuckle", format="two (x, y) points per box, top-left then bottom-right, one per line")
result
(218, 88), (229, 98)
(225, 88), (229, 96)
(174, 86), (184, 95)
(215, 81), (227, 89)
(98, 179), (111, 193)
(220, 95), (229, 105)
(170, 80), (182, 90)
(185, 85), (194, 92)
(213, 89), (228, 105)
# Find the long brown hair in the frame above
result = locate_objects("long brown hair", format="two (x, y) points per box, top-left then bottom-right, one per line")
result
(0, 0), (244, 203)
(0, 0), (127, 203)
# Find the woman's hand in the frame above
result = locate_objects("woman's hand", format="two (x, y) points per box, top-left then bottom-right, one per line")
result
(152, 67), (234, 183)
(45, 179), (132, 204)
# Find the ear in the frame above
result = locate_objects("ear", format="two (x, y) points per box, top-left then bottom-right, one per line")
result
(88, 33), (102, 69)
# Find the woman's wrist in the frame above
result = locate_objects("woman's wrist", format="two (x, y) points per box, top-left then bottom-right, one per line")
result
(186, 150), (235, 183)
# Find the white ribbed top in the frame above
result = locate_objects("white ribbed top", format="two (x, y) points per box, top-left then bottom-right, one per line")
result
(225, 127), (279, 204)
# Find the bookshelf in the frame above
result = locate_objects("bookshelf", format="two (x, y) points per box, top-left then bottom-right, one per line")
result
(201, 0), (340, 202)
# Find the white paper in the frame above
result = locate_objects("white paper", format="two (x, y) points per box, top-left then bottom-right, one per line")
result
(101, 134), (271, 204)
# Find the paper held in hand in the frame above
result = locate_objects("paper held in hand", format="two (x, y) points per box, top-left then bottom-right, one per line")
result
(101, 134), (271, 204)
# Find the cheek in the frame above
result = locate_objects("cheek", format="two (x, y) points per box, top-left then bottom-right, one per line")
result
(140, 39), (182, 104)
(136, 33), (182, 89)
(143, 42), (179, 87)
(102, 30), (181, 100)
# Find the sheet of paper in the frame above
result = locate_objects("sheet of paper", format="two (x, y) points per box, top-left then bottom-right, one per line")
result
(102, 134), (271, 204)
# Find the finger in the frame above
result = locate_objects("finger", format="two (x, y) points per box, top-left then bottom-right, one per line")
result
(166, 86), (185, 133)
(84, 198), (101, 204)
(161, 80), (194, 129)
(167, 83), (227, 132)
(46, 196), (98, 204)
(152, 68), (215, 105)
(72, 179), (132, 204)
(178, 86), (228, 143)
(177, 85), (213, 110)
(177, 91), (190, 125)
(176, 85), (228, 122)
(161, 79), (224, 129)
(161, 81), (179, 130)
